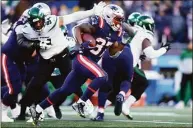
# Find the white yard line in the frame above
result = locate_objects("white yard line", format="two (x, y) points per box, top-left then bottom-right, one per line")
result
(113, 120), (192, 125)
(61, 111), (191, 117)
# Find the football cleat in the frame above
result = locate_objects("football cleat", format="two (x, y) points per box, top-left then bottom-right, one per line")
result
(72, 101), (86, 118)
(29, 106), (43, 126)
(46, 106), (56, 119)
(2, 110), (14, 122)
(11, 104), (20, 119)
(53, 105), (62, 119)
(122, 102), (133, 120)
(91, 112), (104, 121)
(72, 99), (94, 118)
(114, 94), (124, 116)
(175, 101), (185, 109)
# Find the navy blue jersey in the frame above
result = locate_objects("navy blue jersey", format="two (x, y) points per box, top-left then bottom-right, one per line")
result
(86, 15), (123, 62)
(1, 19), (34, 63)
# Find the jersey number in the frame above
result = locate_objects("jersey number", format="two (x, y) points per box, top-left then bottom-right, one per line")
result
(46, 17), (52, 25)
(90, 37), (112, 56)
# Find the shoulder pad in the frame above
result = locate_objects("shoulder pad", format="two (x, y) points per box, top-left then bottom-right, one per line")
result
(90, 15), (104, 28)
(22, 23), (34, 37)
(90, 15), (99, 25)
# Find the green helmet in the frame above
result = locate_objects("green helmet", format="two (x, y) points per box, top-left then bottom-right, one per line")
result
(136, 15), (155, 33)
(28, 7), (45, 31)
(127, 12), (141, 26)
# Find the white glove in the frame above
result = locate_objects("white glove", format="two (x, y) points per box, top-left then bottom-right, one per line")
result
(92, 1), (106, 16)
(39, 39), (52, 50)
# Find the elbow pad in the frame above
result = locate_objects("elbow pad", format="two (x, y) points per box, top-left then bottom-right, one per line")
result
(143, 46), (167, 59)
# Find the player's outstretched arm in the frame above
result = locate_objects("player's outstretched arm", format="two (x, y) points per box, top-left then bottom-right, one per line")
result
(123, 22), (135, 37)
(58, 1), (106, 26)
(142, 39), (170, 59)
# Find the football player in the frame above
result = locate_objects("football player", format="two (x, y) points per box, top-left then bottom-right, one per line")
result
(1, 8), (36, 122)
(16, 2), (106, 126)
(88, 5), (133, 121)
(71, 4), (130, 119)
(30, 3), (129, 123)
(122, 14), (171, 119)
(102, 13), (171, 120)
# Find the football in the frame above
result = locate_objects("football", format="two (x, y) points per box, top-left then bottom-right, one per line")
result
(82, 33), (96, 47)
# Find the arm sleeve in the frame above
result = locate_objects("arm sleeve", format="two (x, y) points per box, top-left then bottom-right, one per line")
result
(17, 34), (39, 49)
(143, 46), (167, 59)
(59, 9), (94, 25)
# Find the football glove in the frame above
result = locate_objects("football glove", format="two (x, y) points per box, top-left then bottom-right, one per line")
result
(160, 42), (171, 52)
(139, 54), (146, 61)
(93, 1), (106, 16)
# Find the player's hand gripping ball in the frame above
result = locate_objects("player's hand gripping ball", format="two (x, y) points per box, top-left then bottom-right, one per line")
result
(82, 33), (96, 47)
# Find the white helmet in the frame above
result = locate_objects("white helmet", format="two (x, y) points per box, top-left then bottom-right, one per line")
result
(22, 9), (30, 17)
(102, 4), (124, 31)
(32, 2), (51, 15)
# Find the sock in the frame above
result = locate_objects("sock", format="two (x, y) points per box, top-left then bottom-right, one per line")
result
(81, 77), (106, 102)
(40, 88), (67, 109)
(125, 95), (136, 108)
(98, 107), (104, 113)
(119, 91), (126, 97)
(19, 104), (27, 116)
(98, 91), (108, 109)
(39, 97), (53, 110)
(40, 83), (50, 101)
(120, 80), (130, 94)
(36, 104), (44, 113)
(104, 100), (112, 108)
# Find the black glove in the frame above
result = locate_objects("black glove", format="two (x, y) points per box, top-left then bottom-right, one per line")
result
(160, 42), (171, 52)
(32, 40), (40, 48)
(140, 54), (146, 61)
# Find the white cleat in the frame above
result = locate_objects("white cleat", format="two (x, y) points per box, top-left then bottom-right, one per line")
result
(72, 99), (94, 118)
(26, 116), (44, 123)
(45, 106), (56, 119)
(2, 114), (14, 122)
(11, 104), (20, 118)
(175, 101), (185, 109)
(2, 104), (14, 122)
(122, 102), (133, 120)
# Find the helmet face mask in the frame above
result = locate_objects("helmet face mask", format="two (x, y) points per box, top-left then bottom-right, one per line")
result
(30, 19), (44, 31)
(103, 4), (124, 31)
(28, 7), (45, 32)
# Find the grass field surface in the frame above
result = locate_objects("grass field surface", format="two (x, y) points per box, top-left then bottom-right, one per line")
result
(1, 106), (192, 127)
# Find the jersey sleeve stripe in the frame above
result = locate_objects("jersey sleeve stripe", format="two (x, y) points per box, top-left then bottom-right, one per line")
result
(99, 17), (104, 28)
(1, 54), (13, 94)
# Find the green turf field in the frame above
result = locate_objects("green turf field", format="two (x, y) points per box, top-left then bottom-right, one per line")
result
(1, 106), (192, 127)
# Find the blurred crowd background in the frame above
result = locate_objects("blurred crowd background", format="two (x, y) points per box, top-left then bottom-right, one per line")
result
(1, 0), (192, 107)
